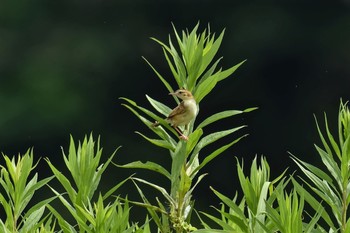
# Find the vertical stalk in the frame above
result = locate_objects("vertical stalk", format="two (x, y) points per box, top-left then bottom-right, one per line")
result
(341, 187), (347, 233)
(340, 102), (350, 233)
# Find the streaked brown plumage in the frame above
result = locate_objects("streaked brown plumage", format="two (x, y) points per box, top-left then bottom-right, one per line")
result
(153, 89), (197, 140)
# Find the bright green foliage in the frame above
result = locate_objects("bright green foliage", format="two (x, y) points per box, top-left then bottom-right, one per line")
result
(119, 23), (253, 232)
(74, 195), (134, 233)
(34, 216), (57, 233)
(262, 183), (323, 233)
(45, 134), (134, 232)
(197, 156), (324, 233)
(2, 23), (349, 233)
(0, 150), (54, 232)
(292, 101), (350, 232)
(46, 134), (118, 206)
(236, 156), (272, 232)
(197, 156), (283, 233)
(145, 23), (246, 104)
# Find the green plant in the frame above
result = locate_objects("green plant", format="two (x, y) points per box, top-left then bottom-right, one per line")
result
(262, 187), (322, 233)
(45, 134), (137, 233)
(196, 156), (282, 233)
(197, 156), (323, 233)
(0, 150), (55, 232)
(292, 101), (350, 232)
(2, 22), (349, 233)
(119, 23), (255, 232)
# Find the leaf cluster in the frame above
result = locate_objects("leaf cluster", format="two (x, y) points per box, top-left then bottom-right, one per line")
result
(1, 23), (350, 233)
(119, 23), (254, 232)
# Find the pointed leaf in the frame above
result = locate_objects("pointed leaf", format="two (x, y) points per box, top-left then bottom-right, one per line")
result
(186, 128), (203, 157)
(116, 161), (171, 180)
(191, 126), (246, 158)
(102, 176), (130, 200)
(146, 95), (172, 117)
(136, 131), (175, 151)
(197, 108), (257, 129)
(45, 159), (77, 203)
(210, 187), (247, 223)
(217, 60), (246, 82)
(199, 29), (225, 77)
(132, 177), (174, 206)
(194, 71), (219, 104)
(190, 135), (247, 177)
(20, 206), (46, 233)
(142, 56), (174, 94)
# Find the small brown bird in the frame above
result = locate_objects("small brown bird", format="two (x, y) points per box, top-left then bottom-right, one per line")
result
(153, 89), (197, 140)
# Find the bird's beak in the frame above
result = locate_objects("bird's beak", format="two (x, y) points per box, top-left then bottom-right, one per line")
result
(168, 92), (176, 95)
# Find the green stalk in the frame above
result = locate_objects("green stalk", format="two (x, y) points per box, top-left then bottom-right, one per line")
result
(341, 187), (347, 233)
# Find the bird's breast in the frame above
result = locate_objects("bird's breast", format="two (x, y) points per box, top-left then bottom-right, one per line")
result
(177, 99), (197, 125)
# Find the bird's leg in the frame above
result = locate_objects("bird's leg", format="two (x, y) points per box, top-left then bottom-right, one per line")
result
(174, 126), (188, 141)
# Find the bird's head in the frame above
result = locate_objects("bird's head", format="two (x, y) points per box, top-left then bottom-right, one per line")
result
(169, 89), (194, 100)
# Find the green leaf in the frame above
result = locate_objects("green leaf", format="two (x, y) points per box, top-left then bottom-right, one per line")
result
(197, 108), (257, 129)
(116, 161), (171, 180)
(22, 195), (57, 223)
(292, 179), (335, 230)
(151, 34), (186, 88)
(199, 29), (225, 77)
(290, 155), (334, 186)
(74, 205), (96, 227)
(236, 160), (257, 213)
(186, 128), (203, 157)
(20, 206), (45, 233)
(18, 174), (54, 217)
(314, 115), (334, 159)
(304, 205), (324, 233)
(102, 176), (130, 200)
(131, 180), (168, 232)
(122, 103), (175, 143)
(0, 193), (13, 229)
(199, 211), (235, 232)
(136, 131), (175, 151)
(314, 145), (342, 188)
(264, 199), (286, 232)
(187, 173), (207, 198)
(48, 187), (91, 232)
(292, 157), (341, 211)
(45, 159), (77, 203)
(324, 113), (341, 159)
(256, 182), (271, 227)
(190, 135), (247, 177)
(170, 141), (187, 197)
(197, 57), (222, 87)
(217, 59), (246, 82)
(186, 154), (199, 178)
(142, 56), (175, 94)
(168, 36), (187, 88)
(47, 204), (77, 233)
(210, 187), (247, 222)
(193, 71), (220, 104)
(120, 97), (178, 138)
(146, 95), (172, 117)
(191, 126), (246, 159)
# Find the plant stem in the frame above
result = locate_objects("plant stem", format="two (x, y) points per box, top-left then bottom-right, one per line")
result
(342, 189), (347, 232)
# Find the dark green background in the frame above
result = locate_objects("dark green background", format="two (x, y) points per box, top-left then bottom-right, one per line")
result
(1, 0), (350, 222)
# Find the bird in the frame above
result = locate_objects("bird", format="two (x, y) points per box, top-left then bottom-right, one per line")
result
(153, 89), (198, 141)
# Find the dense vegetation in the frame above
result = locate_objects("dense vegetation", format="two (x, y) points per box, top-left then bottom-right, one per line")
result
(1, 24), (350, 233)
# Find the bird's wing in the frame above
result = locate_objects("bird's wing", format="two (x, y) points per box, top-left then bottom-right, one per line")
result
(167, 101), (186, 119)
